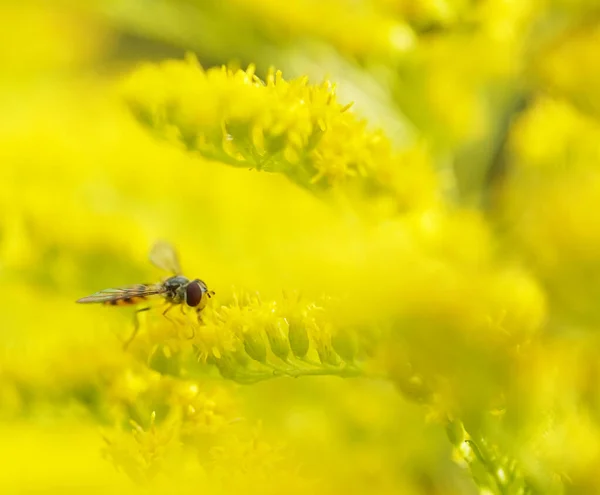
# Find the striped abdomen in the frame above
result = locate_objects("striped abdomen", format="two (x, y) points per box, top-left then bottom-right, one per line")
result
(76, 283), (167, 306)
(105, 295), (149, 306)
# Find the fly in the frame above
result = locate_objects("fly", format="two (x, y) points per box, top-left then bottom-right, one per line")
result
(76, 241), (214, 349)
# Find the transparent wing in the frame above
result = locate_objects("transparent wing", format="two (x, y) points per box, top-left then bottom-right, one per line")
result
(149, 241), (182, 275)
(76, 283), (166, 304)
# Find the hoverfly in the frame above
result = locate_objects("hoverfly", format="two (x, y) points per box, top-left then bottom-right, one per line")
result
(76, 241), (214, 349)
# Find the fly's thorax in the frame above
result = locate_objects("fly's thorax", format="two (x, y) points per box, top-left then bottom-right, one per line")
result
(164, 275), (189, 304)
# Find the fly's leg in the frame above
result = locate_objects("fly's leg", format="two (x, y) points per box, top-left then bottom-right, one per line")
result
(178, 305), (195, 340)
(162, 304), (176, 325)
(163, 303), (194, 339)
(189, 290), (214, 340)
(193, 305), (209, 330)
(183, 291), (213, 342)
(123, 307), (150, 350)
(195, 306), (204, 323)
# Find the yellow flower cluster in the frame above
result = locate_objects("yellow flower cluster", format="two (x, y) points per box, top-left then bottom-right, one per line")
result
(128, 290), (367, 385)
(3, 1), (600, 494)
(121, 56), (438, 212)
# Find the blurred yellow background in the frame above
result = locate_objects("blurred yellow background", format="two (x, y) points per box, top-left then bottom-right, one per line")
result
(2, 1), (600, 494)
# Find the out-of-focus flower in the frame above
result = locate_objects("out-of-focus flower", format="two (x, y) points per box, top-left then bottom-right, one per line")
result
(121, 56), (439, 214)
(3, 1), (600, 494)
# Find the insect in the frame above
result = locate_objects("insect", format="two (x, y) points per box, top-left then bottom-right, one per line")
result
(76, 241), (214, 349)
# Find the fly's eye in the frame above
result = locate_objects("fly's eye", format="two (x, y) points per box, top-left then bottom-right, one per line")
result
(185, 281), (203, 307)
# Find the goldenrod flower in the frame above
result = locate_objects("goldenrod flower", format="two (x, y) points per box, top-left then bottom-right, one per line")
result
(121, 56), (438, 213)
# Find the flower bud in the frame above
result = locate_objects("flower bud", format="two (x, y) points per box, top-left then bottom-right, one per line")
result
(332, 327), (358, 363)
(287, 316), (309, 358)
(231, 345), (251, 367)
(446, 418), (466, 447)
(265, 318), (290, 361)
(243, 329), (267, 363)
(316, 341), (340, 366)
(214, 353), (240, 381)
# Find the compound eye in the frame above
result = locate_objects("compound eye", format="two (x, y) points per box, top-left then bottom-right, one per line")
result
(185, 281), (203, 307)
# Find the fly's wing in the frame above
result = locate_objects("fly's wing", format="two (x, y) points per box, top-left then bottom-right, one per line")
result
(76, 283), (166, 304)
(149, 241), (182, 275)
